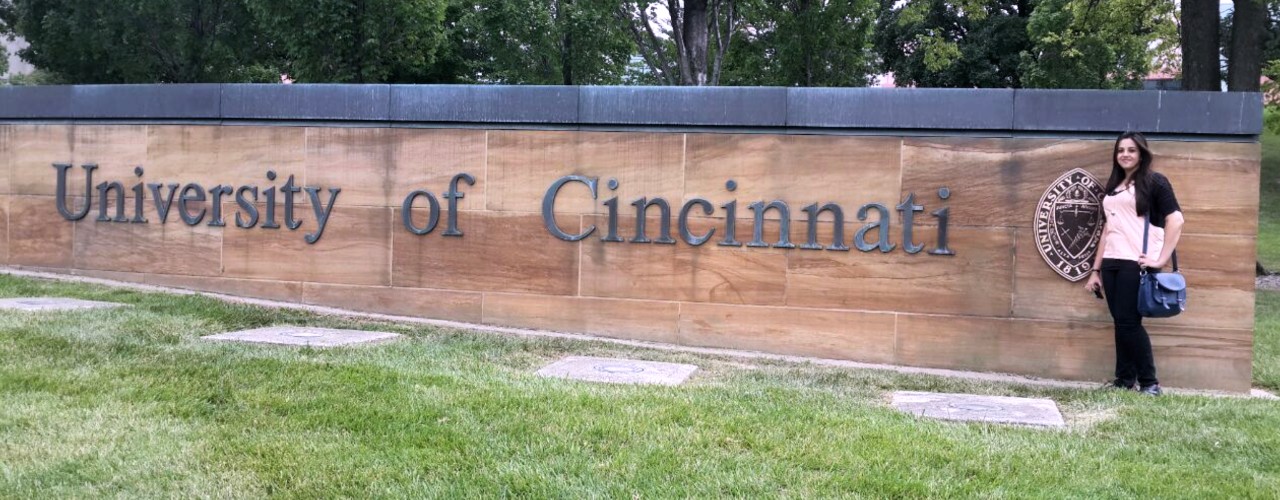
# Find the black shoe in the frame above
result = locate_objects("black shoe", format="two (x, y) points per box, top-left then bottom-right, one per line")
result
(1139, 384), (1163, 396)
(1106, 379), (1136, 390)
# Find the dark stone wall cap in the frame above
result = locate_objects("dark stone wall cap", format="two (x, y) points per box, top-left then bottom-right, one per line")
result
(72, 84), (221, 119)
(788, 87), (1015, 130)
(220, 83), (390, 121)
(0, 84), (1263, 135)
(1155, 91), (1262, 135)
(580, 86), (787, 126)
(0, 85), (74, 118)
(391, 85), (578, 123)
(1015, 89), (1160, 133)
(1014, 89), (1261, 135)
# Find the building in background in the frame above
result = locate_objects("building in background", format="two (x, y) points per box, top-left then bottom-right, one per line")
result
(1143, 70), (1182, 91)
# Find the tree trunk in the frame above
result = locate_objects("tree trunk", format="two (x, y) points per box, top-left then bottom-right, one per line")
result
(559, 0), (574, 85)
(1180, 0), (1221, 91)
(801, 0), (813, 86)
(622, 0), (732, 86)
(671, 1), (692, 84)
(681, 0), (709, 85)
(562, 30), (574, 85)
(1227, 0), (1265, 91)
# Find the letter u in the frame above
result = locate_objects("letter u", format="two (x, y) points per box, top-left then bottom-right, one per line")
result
(52, 163), (96, 221)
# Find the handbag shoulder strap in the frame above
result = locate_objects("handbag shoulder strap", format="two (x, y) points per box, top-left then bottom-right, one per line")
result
(1143, 213), (1178, 271)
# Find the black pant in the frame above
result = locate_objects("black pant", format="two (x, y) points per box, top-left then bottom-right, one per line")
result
(1100, 259), (1158, 387)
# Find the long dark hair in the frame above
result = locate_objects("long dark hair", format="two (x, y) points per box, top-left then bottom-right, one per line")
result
(1104, 131), (1156, 216)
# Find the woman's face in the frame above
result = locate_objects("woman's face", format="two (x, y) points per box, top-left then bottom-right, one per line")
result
(1116, 138), (1141, 173)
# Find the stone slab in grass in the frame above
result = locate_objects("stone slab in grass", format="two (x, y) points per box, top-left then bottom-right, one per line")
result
(536, 356), (698, 386)
(202, 326), (399, 348)
(0, 297), (126, 311)
(891, 391), (1066, 428)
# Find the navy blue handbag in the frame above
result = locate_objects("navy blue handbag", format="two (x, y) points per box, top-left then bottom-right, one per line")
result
(1138, 214), (1186, 318)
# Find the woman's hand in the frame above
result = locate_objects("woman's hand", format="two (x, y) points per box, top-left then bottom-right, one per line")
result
(1137, 253), (1164, 269)
(1085, 272), (1102, 294)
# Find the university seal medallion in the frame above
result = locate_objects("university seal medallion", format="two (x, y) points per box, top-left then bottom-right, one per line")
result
(1035, 168), (1104, 282)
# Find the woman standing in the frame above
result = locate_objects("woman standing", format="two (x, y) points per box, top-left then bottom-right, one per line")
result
(1084, 131), (1184, 396)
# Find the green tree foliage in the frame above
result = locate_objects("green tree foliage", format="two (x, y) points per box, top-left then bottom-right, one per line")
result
(457, 0), (633, 84)
(0, 13), (9, 78)
(875, 0), (1034, 88)
(1255, 2), (1280, 133)
(1, 0), (277, 83)
(6, 69), (64, 85)
(1020, 0), (1176, 89)
(408, 0), (470, 84)
(1266, 0), (1280, 69)
(246, 0), (448, 83)
(722, 0), (878, 86)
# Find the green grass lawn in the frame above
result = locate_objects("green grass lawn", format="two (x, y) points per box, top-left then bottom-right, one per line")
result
(1, 275), (1279, 497)
(1257, 290), (1280, 392)
(1260, 127), (1280, 271)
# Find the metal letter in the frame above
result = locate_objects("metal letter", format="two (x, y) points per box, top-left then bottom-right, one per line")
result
(442, 172), (476, 237)
(235, 186), (259, 228)
(52, 163), (94, 221)
(801, 202), (849, 251)
(678, 198), (716, 246)
(930, 207), (955, 256)
(747, 200), (794, 249)
(541, 175), (597, 241)
(855, 203), (895, 253)
(718, 200), (741, 247)
(304, 187), (340, 244)
(930, 187), (955, 256)
(130, 167), (147, 224)
(631, 197), (675, 244)
(208, 185), (232, 227)
(94, 181), (126, 222)
(401, 189), (440, 236)
(178, 184), (207, 226)
(282, 175), (302, 230)
(262, 171), (280, 229)
(897, 192), (924, 254)
(149, 183), (179, 224)
(601, 197), (623, 242)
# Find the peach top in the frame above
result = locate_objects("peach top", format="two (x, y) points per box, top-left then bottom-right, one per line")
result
(1102, 184), (1162, 262)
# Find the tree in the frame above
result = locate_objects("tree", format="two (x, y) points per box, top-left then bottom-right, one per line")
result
(458, 0), (633, 84)
(620, 0), (743, 85)
(1224, 0), (1268, 91)
(1021, 0), (1177, 89)
(2, 0), (278, 83)
(1181, 0), (1222, 90)
(721, 0), (879, 87)
(875, 0), (1035, 88)
(411, 0), (472, 84)
(247, 0), (448, 83)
